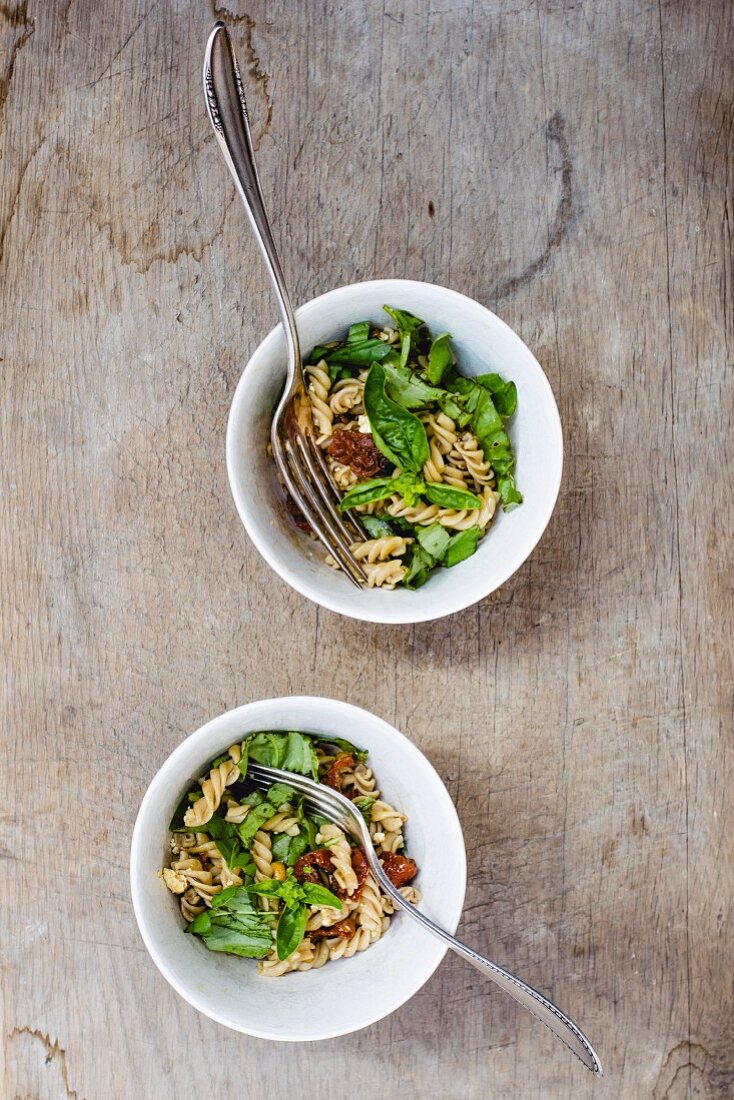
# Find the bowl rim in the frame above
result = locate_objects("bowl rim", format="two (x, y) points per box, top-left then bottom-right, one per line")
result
(226, 277), (563, 624)
(129, 695), (467, 1040)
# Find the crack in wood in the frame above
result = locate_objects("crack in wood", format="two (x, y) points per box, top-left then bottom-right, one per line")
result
(5, 1026), (80, 1099)
(495, 111), (574, 300)
(0, 1), (35, 138)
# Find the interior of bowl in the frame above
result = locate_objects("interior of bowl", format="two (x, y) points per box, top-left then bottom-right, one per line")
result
(130, 697), (466, 1041)
(227, 279), (562, 623)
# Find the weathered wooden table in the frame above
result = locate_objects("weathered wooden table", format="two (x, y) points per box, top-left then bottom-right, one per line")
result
(2, 1), (732, 1096)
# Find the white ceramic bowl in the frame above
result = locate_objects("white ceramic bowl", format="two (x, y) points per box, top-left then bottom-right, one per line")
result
(227, 279), (562, 624)
(130, 696), (466, 1040)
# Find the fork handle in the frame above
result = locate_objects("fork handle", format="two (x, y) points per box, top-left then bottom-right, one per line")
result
(376, 870), (602, 1075)
(203, 22), (301, 382)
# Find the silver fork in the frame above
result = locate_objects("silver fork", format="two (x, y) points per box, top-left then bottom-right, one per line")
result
(246, 762), (602, 1076)
(203, 23), (367, 587)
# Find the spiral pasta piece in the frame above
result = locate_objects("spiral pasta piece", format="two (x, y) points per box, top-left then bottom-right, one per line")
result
(306, 360), (333, 443)
(423, 436), (445, 483)
(169, 856), (222, 905)
(357, 875), (383, 940)
(319, 824), (358, 894)
(262, 809), (300, 836)
(251, 829), (277, 912)
(370, 801), (406, 833)
(183, 757), (241, 828)
(451, 432), (494, 487)
(441, 463), (470, 490)
(306, 897), (357, 931)
(327, 459), (359, 490)
(252, 830), (273, 882)
(351, 537), (412, 564)
(180, 886), (205, 922)
(259, 941), (315, 976)
(343, 761), (378, 798)
(386, 496), (441, 526)
(378, 830), (406, 854)
(363, 560), (408, 589)
(421, 411), (457, 454)
(327, 925), (373, 960)
(329, 378), (364, 416)
(381, 885), (423, 914)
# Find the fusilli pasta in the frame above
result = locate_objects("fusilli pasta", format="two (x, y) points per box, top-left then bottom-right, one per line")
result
(163, 729), (421, 978)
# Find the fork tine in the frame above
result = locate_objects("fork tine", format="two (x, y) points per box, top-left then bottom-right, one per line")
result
(294, 433), (362, 547)
(246, 764), (358, 831)
(301, 435), (368, 541)
(284, 441), (368, 583)
(271, 434), (365, 588)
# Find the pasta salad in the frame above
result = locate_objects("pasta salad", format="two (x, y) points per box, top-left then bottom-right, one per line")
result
(293, 304), (521, 589)
(162, 730), (420, 976)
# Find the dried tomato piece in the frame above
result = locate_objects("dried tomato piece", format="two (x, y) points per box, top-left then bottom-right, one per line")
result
(327, 429), (392, 478)
(324, 753), (355, 791)
(349, 848), (370, 900)
(308, 915), (357, 941)
(379, 852), (419, 887)
(293, 848), (333, 884)
(284, 494), (313, 534)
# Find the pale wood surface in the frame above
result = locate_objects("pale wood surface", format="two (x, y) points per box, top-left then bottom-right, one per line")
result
(2, 1), (733, 1097)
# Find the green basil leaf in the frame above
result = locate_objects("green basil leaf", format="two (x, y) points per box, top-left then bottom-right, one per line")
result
(199, 919), (272, 958)
(276, 904), (309, 961)
(476, 373), (518, 418)
(339, 477), (397, 511)
(230, 852), (256, 874)
(382, 305), (429, 368)
(271, 833), (292, 863)
(498, 475), (523, 509)
(210, 885), (257, 913)
(307, 344), (331, 363)
(301, 883), (343, 909)
(246, 731), (318, 778)
(324, 339), (393, 367)
(415, 523), (450, 562)
(237, 801), (277, 846)
(328, 363), (354, 385)
(423, 483), (482, 510)
(296, 809), (319, 852)
(364, 364), (429, 472)
(285, 831), (311, 867)
(402, 544), (435, 589)
(282, 731), (319, 778)
(382, 305), (426, 338)
(247, 879), (283, 897)
(381, 359), (443, 409)
(246, 731), (287, 769)
(347, 321), (371, 344)
(426, 332), (453, 385)
(353, 796), (376, 823)
(444, 525), (483, 567)
(235, 741), (249, 778)
(266, 782), (298, 808)
(436, 392), (470, 425)
(310, 734), (368, 762)
(202, 813), (234, 841)
(392, 471), (425, 507)
(360, 515), (397, 538)
(185, 911), (212, 934)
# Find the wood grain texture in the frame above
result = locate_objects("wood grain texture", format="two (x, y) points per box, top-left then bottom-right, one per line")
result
(1, 0), (732, 1096)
